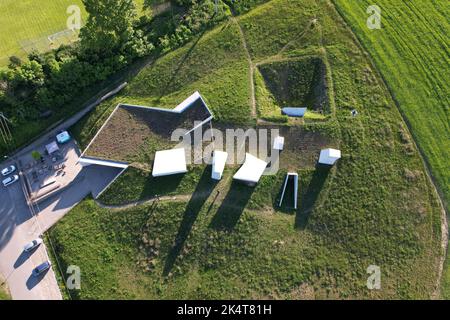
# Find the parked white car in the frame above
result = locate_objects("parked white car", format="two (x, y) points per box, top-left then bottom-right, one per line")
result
(2, 174), (19, 187)
(1, 165), (16, 176)
(23, 238), (43, 252)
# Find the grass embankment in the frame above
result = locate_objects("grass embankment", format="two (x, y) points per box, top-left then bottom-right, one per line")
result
(71, 20), (252, 152)
(98, 166), (207, 206)
(50, 0), (443, 299)
(49, 168), (327, 299)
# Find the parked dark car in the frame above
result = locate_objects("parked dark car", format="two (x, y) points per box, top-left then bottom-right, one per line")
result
(32, 261), (52, 277)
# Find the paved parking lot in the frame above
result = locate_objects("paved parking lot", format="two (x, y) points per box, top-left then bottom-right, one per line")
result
(0, 82), (128, 299)
(20, 139), (83, 203)
(0, 161), (61, 300)
(0, 153), (124, 299)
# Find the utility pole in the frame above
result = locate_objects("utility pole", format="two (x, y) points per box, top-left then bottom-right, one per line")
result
(215, 0), (218, 15)
(0, 112), (13, 145)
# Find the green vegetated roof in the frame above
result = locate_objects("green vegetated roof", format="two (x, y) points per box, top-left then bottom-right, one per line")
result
(83, 96), (212, 164)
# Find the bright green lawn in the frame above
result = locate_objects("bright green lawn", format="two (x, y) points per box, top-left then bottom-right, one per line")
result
(0, 0), (147, 66)
(50, 0), (443, 299)
(0, 0), (85, 66)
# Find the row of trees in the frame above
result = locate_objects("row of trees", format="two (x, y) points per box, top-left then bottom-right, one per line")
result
(0, 0), (151, 120)
(0, 0), (229, 124)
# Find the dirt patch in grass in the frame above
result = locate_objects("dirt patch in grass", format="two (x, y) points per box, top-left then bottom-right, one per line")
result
(209, 122), (334, 170)
(277, 126), (334, 170)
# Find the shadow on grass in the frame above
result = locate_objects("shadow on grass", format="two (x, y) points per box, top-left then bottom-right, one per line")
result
(209, 181), (255, 231)
(140, 173), (185, 200)
(275, 174), (297, 214)
(295, 164), (331, 230)
(158, 20), (211, 99)
(163, 167), (217, 276)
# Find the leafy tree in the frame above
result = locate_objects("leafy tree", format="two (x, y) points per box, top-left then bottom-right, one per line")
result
(80, 0), (152, 60)
(8, 56), (22, 69)
(12, 61), (45, 89)
(145, 0), (196, 6)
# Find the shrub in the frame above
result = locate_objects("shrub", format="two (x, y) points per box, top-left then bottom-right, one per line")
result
(31, 150), (41, 160)
(8, 56), (22, 68)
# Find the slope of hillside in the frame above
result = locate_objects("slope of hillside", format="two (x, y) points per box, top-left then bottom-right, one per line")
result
(332, 0), (449, 208)
(333, 0), (449, 299)
(49, 0), (444, 299)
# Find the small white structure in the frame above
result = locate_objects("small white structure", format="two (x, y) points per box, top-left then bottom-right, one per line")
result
(318, 148), (341, 165)
(78, 157), (129, 169)
(273, 136), (285, 151)
(278, 173), (298, 209)
(45, 141), (59, 155)
(282, 107), (307, 117)
(212, 151), (228, 180)
(152, 148), (188, 177)
(173, 91), (202, 112)
(233, 153), (268, 186)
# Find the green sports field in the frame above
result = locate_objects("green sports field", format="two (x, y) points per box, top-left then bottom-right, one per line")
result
(0, 0), (85, 65)
(0, 0), (147, 66)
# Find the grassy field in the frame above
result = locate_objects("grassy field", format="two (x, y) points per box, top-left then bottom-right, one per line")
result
(0, 0), (85, 66)
(331, 0), (449, 213)
(0, 0), (148, 66)
(124, 21), (252, 124)
(332, 0), (449, 300)
(48, 0), (444, 299)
